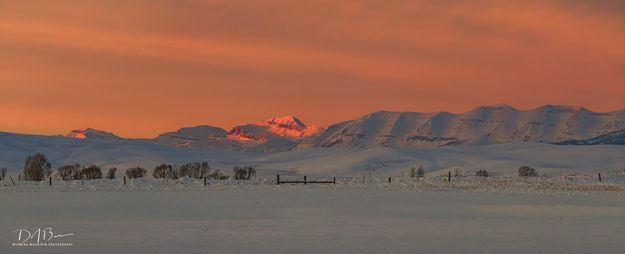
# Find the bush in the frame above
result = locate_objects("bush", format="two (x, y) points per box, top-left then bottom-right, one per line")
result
(476, 169), (489, 177)
(57, 164), (81, 181)
(178, 162), (210, 179)
(518, 166), (538, 177)
(153, 164), (178, 179)
(411, 166), (425, 178)
(207, 170), (228, 180)
(23, 153), (52, 181)
(126, 167), (147, 178)
(233, 166), (256, 180)
(81, 165), (102, 180)
(416, 166), (425, 178)
(1, 167), (6, 180)
(106, 168), (117, 179)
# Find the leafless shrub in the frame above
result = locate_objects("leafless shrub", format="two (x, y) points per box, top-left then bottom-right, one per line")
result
(233, 166), (256, 180)
(57, 164), (81, 181)
(153, 164), (178, 179)
(23, 153), (52, 181)
(126, 167), (147, 178)
(476, 169), (489, 177)
(178, 162), (210, 179)
(417, 166), (425, 178)
(81, 165), (103, 180)
(106, 168), (117, 179)
(518, 166), (538, 177)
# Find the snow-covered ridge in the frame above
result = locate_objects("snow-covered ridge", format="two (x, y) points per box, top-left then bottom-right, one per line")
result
(306, 104), (625, 148)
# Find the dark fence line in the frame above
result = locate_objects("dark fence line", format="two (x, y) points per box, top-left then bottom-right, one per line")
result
(276, 174), (336, 185)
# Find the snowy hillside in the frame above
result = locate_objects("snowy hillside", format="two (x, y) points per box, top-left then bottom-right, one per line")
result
(0, 131), (263, 172)
(306, 104), (625, 148)
(3, 131), (625, 177)
(558, 129), (625, 145)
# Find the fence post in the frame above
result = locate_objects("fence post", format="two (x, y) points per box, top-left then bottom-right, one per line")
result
(49, 177), (52, 186)
(598, 173), (602, 182)
(124, 176), (126, 185)
(362, 175), (365, 184)
(448, 172), (451, 182)
(333, 177), (336, 184)
(276, 174), (280, 185)
(304, 176), (307, 185)
(388, 177), (391, 183)
(204, 177), (207, 186)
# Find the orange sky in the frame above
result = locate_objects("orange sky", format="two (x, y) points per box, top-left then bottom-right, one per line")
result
(1, 0), (625, 138)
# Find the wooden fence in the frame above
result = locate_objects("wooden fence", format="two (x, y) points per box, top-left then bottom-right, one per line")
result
(276, 175), (336, 184)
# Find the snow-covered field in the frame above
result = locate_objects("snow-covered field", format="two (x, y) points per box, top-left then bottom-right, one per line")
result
(1, 178), (625, 254)
(3, 133), (625, 253)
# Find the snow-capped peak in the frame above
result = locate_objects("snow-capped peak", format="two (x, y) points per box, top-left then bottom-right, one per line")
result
(263, 116), (307, 131)
(65, 128), (120, 140)
(259, 116), (325, 138)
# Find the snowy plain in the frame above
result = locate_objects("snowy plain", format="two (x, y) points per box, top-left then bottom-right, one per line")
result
(1, 182), (625, 254)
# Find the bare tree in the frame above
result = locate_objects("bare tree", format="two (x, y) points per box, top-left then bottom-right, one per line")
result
(416, 166), (425, 178)
(153, 164), (178, 179)
(233, 167), (245, 180)
(476, 169), (489, 177)
(518, 166), (538, 177)
(233, 166), (256, 180)
(106, 168), (117, 179)
(81, 165), (102, 180)
(246, 166), (256, 180)
(178, 162), (210, 179)
(57, 164), (81, 181)
(126, 167), (147, 178)
(23, 153), (52, 181)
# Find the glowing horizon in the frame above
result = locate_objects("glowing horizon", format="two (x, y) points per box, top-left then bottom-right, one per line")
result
(2, 0), (625, 138)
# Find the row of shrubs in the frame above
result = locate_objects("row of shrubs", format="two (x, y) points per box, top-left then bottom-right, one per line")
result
(3, 153), (542, 182)
(8, 153), (256, 181)
(409, 165), (539, 178)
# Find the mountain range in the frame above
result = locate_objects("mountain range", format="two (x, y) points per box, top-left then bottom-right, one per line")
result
(46, 104), (625, 151)
(306, 104), (625, 148)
